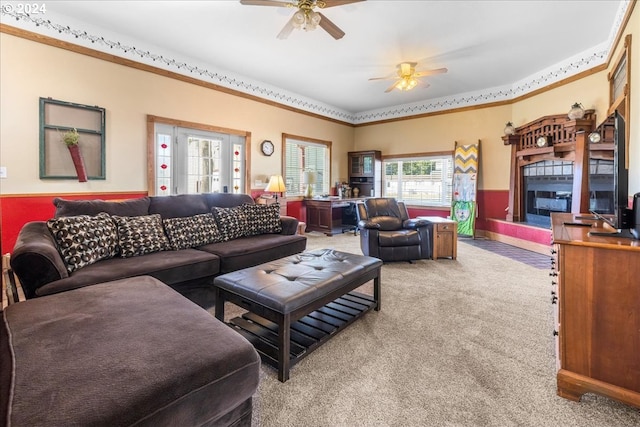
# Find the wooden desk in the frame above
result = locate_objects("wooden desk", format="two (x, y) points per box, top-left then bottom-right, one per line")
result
(551, 213), (640, 408)
(304, 198), (365, 236)
(417, 216), (457, 259)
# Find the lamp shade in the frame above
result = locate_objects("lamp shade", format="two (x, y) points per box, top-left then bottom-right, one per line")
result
(302, 170), (316, 185)
(265, 175), (286, 193)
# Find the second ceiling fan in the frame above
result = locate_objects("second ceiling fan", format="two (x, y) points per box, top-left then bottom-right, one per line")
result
(369, 62), (448, 93)
(239, 0), (363, 40)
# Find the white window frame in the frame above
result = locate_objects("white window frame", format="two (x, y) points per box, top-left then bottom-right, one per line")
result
(283, 133), (331, 197)
(383, 152), (454, 207)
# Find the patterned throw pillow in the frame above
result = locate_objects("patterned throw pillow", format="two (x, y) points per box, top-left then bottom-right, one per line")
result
(111, 214), (170, 258)
(46, 213), (118, 273)
(242, 203), (282, 235)
(163, 213), (223, 250)
(211, 206), (250, 241)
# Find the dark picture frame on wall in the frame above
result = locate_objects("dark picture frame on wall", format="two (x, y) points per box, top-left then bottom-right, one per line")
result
(39, 97), (106, 180)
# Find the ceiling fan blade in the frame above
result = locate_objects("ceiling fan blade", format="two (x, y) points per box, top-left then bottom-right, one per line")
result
(413, 67), (448, 78)
(321, 0), (365, 8)
(240, 0), (291, 6)
(385, 80), (400, 93)
(317, 12), (345, 39)
(277, 16), (296, 39)
(368, 72), (397, 81)
(416, 79), (431, 89)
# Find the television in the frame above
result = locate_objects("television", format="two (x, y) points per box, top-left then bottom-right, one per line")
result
(589, 111), (637, 239)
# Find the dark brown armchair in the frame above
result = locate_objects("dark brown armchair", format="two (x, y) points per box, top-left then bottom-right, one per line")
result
(356, 198), (432, 262)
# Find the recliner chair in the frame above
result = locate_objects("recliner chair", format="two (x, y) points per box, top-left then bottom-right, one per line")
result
(356, 198), (432, 262)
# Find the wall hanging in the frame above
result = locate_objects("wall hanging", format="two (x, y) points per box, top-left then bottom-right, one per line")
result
(39, 97), (106, 181)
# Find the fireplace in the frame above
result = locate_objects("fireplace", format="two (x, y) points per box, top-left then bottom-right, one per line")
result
(524, 161), (573, 227)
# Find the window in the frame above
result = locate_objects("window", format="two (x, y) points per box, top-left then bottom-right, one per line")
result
(608, 34), (631, 168)
(383, 154), (453, 206)
(283, 134), (331, 196)
(148, 116), (247, 195)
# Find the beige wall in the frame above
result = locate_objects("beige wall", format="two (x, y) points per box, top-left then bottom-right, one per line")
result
(354, 71), (613, 192)
(1, 3), (638, 197)
(354, 105), (513, 190)
(0, 33), (354, 195)
(354, 4), (639, 196)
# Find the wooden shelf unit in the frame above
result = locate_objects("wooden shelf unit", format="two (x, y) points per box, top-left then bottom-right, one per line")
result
(348, 150), (381, 198)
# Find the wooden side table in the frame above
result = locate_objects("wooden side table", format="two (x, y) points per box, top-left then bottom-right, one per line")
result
(417, 216), (457, 260)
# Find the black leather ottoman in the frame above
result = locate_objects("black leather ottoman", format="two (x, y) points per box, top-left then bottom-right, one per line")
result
(214, 249), (382, 382)
(1, 276), (260, 427)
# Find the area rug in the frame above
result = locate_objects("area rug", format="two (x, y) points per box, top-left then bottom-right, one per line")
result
(240, 232), (640, 426)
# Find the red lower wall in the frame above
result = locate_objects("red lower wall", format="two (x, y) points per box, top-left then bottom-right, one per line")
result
(1, 188), (550, 255)
(0, 192), (147, 254)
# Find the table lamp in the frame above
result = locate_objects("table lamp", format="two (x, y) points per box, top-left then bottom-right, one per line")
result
(303, 170), (316, 198)
(265, 175), (286, 202)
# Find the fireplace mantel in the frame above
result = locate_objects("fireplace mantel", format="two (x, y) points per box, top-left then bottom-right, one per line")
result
(502, 110), (608, 223)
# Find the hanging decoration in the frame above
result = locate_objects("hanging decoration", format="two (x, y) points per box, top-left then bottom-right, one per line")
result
(61, 128), (88, 182)
(451, 141), (480, 237)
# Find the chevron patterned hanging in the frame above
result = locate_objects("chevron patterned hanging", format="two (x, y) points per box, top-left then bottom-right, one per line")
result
(451, 142), (479, 237)
(454, 144), (478, 174)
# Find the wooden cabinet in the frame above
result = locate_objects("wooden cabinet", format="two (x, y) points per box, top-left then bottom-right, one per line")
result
(417, 216), (457, 259)
(304, 199), (363, 236)
(305, 200), (333, 234)
(551, 213), (640, 409)
(348, 151), (381, 197)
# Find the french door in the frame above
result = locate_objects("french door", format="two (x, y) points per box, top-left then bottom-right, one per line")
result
(154, 124), (245, 195)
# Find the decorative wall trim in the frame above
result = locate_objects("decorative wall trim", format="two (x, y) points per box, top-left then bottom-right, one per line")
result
(0, 0), (632, 125)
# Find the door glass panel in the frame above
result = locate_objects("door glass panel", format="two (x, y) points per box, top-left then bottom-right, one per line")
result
(187, 136), (221, 194)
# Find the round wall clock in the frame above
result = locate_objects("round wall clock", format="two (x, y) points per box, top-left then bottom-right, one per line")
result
(536, 136), (549, 147)
(261, 140), (274, 156)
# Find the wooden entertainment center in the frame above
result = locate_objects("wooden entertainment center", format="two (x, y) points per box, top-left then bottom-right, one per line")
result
(551, 213), (639, 408)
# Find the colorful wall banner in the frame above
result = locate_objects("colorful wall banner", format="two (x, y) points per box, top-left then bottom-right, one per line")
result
(451, 142), (479, 237)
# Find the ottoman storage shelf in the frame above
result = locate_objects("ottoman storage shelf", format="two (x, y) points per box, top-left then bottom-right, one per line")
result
(214, 249), (382, 382)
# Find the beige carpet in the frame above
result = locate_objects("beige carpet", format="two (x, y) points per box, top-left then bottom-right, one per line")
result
(227, 232), (639, 426)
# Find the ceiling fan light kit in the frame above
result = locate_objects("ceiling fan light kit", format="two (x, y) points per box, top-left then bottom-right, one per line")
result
(240, 0), (363, 40)
(369, 61), (448, 93)
(395, 77), (419, 91)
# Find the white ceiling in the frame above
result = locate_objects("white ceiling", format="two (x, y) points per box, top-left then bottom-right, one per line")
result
(1, 0), (627, 123)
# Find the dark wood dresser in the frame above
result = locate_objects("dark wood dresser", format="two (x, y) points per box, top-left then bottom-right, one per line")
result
(551, 213), (639, 408)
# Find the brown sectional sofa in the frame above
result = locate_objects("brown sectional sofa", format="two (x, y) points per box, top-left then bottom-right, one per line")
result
(1, 276), (261, 426)
(4, 193), (308, 426)
(10, 192), (307, 308)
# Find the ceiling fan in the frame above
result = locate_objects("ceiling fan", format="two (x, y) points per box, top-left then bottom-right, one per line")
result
(369, 62), (448, 93)
(239, 0), (364, 40)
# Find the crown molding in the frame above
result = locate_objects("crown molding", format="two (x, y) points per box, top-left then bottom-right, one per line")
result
(0, 1), (631, 125)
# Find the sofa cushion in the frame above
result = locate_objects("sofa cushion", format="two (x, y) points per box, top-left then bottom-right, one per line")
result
(53, 197), (150, 217)
(149, 194), (209, 218)
(199, 233), (307, 274)
(242, 203), (283, 235)
(112, 214), (170, 258)
(46, 213), (119, 273)
(3, 276), (260, 427)
(163, 213), (223, 250)
(34, 249), (221, 297)
(211, 206), (250, 241)
(203, 193), (254, 209)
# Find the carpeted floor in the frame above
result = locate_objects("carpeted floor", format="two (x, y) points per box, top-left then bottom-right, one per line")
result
(225, 232), (639, 426)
